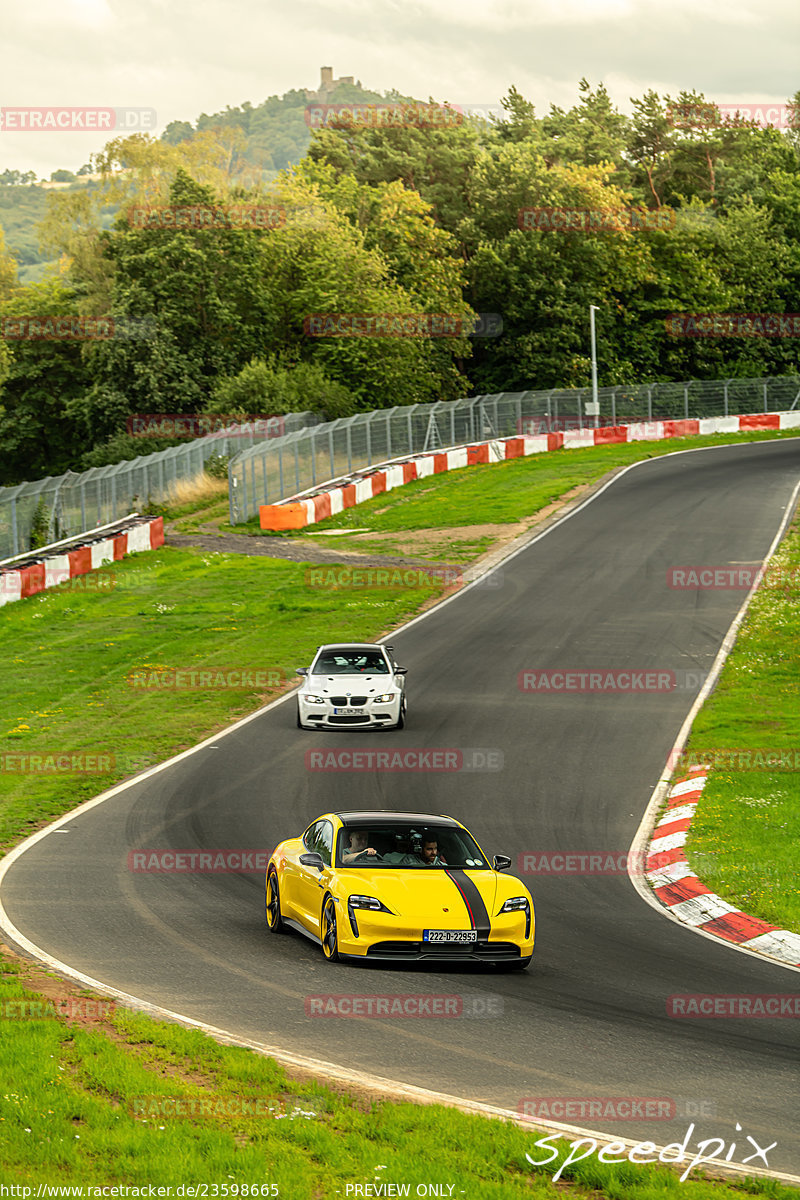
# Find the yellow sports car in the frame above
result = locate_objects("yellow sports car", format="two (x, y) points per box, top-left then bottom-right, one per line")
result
(265, 811), (534, 968)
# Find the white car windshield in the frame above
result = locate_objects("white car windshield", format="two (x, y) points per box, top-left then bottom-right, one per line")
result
(313, 650), (390, 675)
(337, 824), (487, 869)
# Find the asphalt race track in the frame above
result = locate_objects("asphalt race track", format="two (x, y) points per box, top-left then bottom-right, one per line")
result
(2, 440), (799, 1175)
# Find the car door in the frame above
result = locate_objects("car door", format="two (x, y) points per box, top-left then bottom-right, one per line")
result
(293, 819), (335, 937)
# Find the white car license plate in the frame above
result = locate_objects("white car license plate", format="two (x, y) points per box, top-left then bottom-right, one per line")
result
(333, 707), (365, 715)
(423, 929), (477, 943)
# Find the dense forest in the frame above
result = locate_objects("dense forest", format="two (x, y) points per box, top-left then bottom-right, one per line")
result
(0, 81), (798, 484)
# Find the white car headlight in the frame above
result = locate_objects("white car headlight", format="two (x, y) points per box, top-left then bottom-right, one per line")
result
(499, 896), (529, 913)
(373, 693), (397, 703)
(303, 694), (327, 705)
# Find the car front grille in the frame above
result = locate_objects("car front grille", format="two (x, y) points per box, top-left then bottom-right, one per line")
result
(367, 940), (522, 959)
(330, 696), (368, 706)
(328, 715), (370, 724)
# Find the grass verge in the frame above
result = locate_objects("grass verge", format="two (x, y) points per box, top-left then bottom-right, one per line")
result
(681, 516), (800, 931)
(0, 956), (795, 1195)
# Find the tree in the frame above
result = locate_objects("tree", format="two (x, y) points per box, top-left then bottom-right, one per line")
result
(0, 278), (89, 482)
(208, 357), (355, 420)
(626, 91), (676, 208)
(541, 80), (630, 170)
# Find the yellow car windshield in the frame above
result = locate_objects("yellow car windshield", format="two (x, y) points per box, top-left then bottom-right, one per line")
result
(337, 824), (487, 869)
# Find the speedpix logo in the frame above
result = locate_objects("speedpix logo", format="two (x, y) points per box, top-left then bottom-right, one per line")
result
(1, 107), (156, 131)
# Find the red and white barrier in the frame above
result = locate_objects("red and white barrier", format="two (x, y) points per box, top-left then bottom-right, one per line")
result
(260, 410), (800, 530)
(645, 769), (800, 966)
(0, 516), (164, 608)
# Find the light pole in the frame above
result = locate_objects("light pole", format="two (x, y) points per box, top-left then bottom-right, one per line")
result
(589, 304), (599, 428)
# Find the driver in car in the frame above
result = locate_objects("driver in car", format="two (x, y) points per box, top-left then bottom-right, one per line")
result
(419, 837), (447, 866)
(342, 830), (380, 864)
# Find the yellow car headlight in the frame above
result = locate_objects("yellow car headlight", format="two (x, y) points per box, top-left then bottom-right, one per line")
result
(347, 894), (393, 937)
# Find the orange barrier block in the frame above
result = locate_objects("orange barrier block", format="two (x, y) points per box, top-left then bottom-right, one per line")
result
(433, 453), (449, 473)
(260, 503), (308, 531)
(342, 484), (357, 508)
(113, 534), (128, 560)
(547, 432), (564, 451)
(149, 516), (165, 548)
(468, 443), (490, 465)
(20, 563), (45, 598)
(371, 472), (387, 496)
(504, 438), (525, 459)
(739, 413), (781, 430)
(313, 493), (332, 522)
(68, 547), (92, 577)
(594, 425), (628, 445)
(402, 462), (418, 483)
(663, 420), (700, 438)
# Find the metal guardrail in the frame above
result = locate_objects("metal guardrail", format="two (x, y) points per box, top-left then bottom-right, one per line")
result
(0, 413), (318, 561)
(228, 375), (800, 524)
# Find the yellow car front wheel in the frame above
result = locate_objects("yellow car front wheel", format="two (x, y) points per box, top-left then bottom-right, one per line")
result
(320, 895), (340, 962)
(265, 869), (286, 933)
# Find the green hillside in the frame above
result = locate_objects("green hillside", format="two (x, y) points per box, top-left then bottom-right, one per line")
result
(0, 75), (404, 274)
(162, 77), (390, 173)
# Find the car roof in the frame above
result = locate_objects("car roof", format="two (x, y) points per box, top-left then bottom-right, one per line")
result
(335, 811), (461, 826)
(314, 643), (388, 652)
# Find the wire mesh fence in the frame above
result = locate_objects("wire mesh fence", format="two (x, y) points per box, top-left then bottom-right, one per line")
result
(0, 413), (317, 562)
(228, 374), (800, 525)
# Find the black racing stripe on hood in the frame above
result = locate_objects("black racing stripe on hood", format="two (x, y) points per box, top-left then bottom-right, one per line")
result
(445, 870), (491, 937)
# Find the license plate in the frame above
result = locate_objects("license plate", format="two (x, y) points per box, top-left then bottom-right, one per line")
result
(333, 707), (365, 715)
(423, 929), (477, 943)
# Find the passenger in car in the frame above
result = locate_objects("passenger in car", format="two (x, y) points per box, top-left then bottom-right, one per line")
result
(419, 837), (447, 866)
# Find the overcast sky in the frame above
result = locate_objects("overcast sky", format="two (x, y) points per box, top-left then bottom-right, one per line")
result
(2, 0), (798, 178)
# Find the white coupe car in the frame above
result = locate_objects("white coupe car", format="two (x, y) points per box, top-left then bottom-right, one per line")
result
(296, 643), (407, 730)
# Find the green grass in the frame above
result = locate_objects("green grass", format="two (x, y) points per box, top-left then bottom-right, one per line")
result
(0, 549), (441, 849)
(0, 961), (796, 1195)
(681, 520), (800, 931)
(2, 426), (799, 1193)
